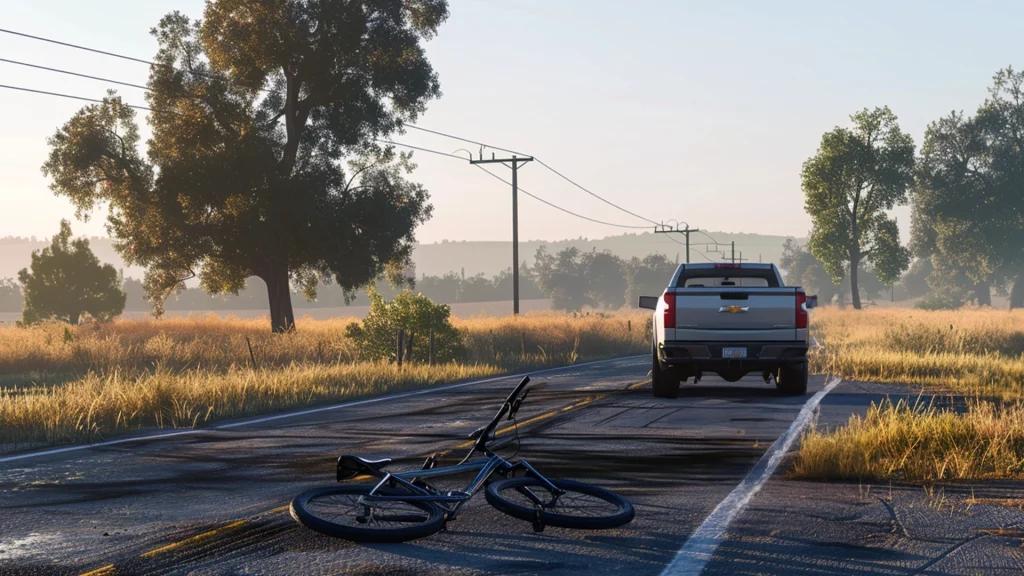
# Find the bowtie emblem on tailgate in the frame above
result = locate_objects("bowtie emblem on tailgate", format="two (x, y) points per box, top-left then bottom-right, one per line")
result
(719, 305), (749, 314)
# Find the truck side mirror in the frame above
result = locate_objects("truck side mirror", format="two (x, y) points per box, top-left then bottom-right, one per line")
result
(806, 295), (818, 309)
(638, 296), (658, 310)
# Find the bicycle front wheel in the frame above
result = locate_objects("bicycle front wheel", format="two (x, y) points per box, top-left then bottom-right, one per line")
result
(290, 485), (445, 543)
(485, 477), (635, 530)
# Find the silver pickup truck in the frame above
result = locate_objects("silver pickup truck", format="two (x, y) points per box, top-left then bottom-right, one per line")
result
(639, 263), (816, 398)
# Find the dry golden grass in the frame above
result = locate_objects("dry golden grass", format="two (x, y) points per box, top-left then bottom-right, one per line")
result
(792, 398), (1024, 482)
(0, 310), (649, 453)
(795, 306), (1024, 482)
(0, 311), (648, 376)
(810, 307), (1024, 398)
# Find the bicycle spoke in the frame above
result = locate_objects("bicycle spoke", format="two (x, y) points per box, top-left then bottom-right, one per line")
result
(500, 485), (620, 517)
(306, 493), (432, 530)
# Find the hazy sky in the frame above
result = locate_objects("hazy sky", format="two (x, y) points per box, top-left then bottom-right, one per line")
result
(2, 0), (1022, 245)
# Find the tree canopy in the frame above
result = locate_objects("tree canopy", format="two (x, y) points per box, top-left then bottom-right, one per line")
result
(802, 106), (914, 309)
(42, 1), (449, 332)
(18, 220), (126, 325)
(911, 68), (1024, 309)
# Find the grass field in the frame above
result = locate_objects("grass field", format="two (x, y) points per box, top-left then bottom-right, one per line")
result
(0, 311), (648, 453)
(809, 307), (1024, 398)
(796, 307), (1024, 482)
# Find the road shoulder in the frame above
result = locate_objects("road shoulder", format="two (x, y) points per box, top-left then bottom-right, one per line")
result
(702, 380), (1024, 575)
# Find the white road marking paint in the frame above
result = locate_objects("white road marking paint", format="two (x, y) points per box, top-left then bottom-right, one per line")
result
(0, 355), (645, 465)
(660, 375), (843, 576)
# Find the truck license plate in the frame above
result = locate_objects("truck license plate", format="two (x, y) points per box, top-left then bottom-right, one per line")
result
(723, 347), (747, 359)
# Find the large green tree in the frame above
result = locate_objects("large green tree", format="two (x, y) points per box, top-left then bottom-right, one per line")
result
(911, 111), (999, 306)
(18, 221), (126, 325)
(43, 1), (448, 332)
(625, 253), (677, 306)
(975, 68), (1024, 309)
(533, 246), (593, 312)
(802, 106), (914, 309)
(911, 68), (1024, 309)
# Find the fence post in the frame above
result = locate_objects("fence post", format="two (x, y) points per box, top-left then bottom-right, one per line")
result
(428, 328), (435, 366)
(397, 328), (405, 368)
(245, 336), (259, 370)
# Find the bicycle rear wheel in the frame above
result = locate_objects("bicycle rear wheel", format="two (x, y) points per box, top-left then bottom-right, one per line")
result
(291, 484), (445, 543)
(485, 477), (635, 530)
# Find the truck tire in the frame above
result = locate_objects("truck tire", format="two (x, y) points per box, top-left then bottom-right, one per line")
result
(776, 362), (808, 396)
(652, 340), (680, 398)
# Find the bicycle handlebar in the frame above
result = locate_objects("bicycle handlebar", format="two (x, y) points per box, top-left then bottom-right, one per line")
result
(467, 376), (531, 449)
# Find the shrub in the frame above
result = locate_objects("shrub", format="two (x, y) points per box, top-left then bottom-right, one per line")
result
(914, 290), (962, 311)
(345, 289), (464, 363)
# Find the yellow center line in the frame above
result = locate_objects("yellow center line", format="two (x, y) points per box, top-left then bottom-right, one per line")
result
(79, 566), (115, 576)
(140, 520), (249, 558)
(78, 379), (645, 575)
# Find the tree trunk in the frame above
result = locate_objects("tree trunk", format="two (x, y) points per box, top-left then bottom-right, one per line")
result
(263, 261), (295, 333)
(974, 281), (992, 307)
(849, 259), (862, 310)
(1011, 275), (1024, 310)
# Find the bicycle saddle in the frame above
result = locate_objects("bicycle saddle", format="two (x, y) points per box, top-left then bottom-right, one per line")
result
(337, 455), (392, 481)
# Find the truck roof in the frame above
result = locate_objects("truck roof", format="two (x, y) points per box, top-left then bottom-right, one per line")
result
(676, 263), (776, 270)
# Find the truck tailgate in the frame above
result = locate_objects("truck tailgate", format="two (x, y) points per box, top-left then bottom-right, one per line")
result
(673, 288), (798, 339)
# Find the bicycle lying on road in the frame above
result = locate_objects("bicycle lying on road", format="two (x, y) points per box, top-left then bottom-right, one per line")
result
(290, 376), (636, 542)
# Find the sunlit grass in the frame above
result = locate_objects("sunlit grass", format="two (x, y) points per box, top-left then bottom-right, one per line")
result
(795, 307), (1024, 482)
(792, 398), (1024, 482)
(0, 310), (650, 453)
(810, 307), (1024, 398)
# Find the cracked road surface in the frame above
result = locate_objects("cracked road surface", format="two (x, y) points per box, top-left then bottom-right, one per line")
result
(1, 359), (1021, 575)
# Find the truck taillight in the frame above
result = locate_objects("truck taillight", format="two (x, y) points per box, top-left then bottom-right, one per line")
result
(663, 292), (676, 327)
(796, 293), (808, 329)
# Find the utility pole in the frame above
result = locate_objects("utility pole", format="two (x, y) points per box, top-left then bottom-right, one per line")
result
(731, 241), (735, 264)
(469, 152), (534, 314)
(654, 224), (699, 263)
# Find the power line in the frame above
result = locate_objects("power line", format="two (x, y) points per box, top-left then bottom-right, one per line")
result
(0, 79), (647, 232)
(383, 140), (652, 229)
(376, 140), (466, 160)
(532, 159), (659, 225)
(1, 27), (666, 230)
(0, 27), (154, 66)
(664, 234), (715, 262)
(406, 123), (661, 226)
(471, 165), (647, 227)
(404, 124), (529, 157)
(0, 27), (258, 92)
(0, 57), (149, 90)
(0, 83), (153, 110)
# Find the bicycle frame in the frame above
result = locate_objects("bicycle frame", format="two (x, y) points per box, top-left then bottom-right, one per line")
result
(360, 454), (563, 519)
(350, 376), (564, 519)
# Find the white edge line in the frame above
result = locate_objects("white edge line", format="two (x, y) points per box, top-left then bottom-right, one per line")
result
(0, 355), (646, 465)
(660, 374), (843, 576)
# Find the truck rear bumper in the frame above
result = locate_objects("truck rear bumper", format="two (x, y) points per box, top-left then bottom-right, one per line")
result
(659, 341), (808, 370)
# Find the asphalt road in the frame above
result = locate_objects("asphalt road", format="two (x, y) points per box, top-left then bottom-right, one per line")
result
(6, 358), (1015, 576)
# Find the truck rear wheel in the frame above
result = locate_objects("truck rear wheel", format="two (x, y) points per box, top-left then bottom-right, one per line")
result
(776, 362), (808, 396)
(652, 341), (680, 398)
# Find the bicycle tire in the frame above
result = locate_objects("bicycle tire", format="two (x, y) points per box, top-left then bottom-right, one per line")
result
(485, 478), (635, 530)
(290, 484), (445, 543)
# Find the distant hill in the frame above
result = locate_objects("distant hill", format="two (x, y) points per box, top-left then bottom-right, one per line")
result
(413, 231), (799, 278)
(0, 230), (801, 282)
